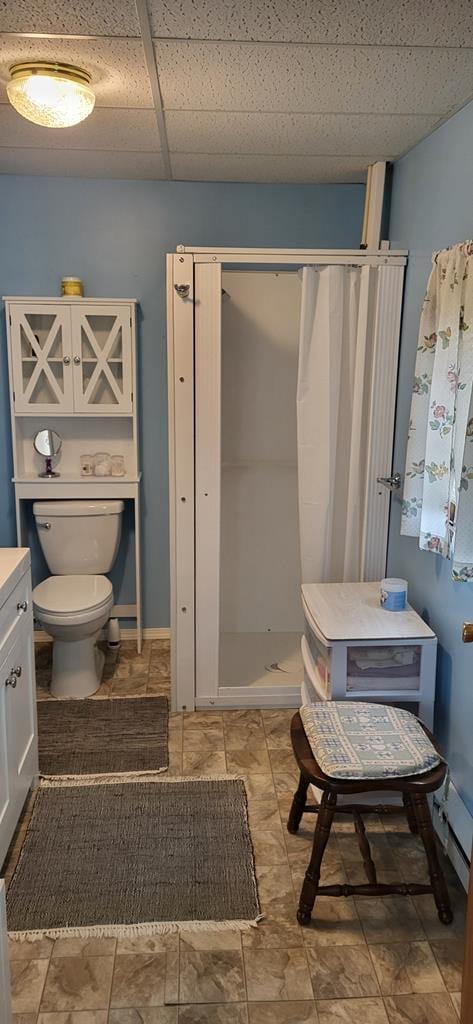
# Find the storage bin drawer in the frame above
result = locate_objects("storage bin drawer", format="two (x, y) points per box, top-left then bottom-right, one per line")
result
(0, 571), (31, 662)
(346, 644), (421, 692)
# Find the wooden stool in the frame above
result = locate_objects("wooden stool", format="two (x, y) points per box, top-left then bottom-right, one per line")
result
(287, 711), (453, 927)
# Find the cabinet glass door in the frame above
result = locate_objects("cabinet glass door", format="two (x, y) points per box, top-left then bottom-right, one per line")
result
(71, 305), (133, 414)
(10, 305), (73, 413)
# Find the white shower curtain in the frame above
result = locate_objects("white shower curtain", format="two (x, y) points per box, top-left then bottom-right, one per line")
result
(297, 265), (373, 583)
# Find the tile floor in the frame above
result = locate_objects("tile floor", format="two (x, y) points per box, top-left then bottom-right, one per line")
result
(3, 640), (466, 1024)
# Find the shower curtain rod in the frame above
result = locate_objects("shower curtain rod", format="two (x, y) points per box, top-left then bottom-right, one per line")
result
(177, 245), (407, 259)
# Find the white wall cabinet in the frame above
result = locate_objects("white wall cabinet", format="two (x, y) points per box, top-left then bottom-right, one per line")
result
(0, 550), (38, 868)
(8, 301), (133, 416)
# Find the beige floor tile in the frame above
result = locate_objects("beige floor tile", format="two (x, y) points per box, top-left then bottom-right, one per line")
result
(241, 919), (304, 950)
(242, 775), (275, 801)
(40, 958), (114, 1012)
(182, 750), (227, 774)
(179, 950), (246, 1003)
(51, 937), (116, 958)
(252, 831), (288, 864)
(179, 931), (242, 951)
(38, 1013), (108, 1024)
(247, 799), (281, 830)
(178, 1005), (248, 1022)
(307, 944), (380, 999)
(12, 1014), (38, 1024)
(116, 934), (178, 955)
(384, 992), (459, 1023)
(244, 948), (312, 1002)
(301, 897), (365, 948)
(11, 959), (49, 1013)
(356, 896), (425, 944)
(224, 726), (267, 752)
(248, 1002), (318, 1023)
(147, 676), (171, 696)
(413, 894), (466, 942)
(430, 940), (464, 991)
(223, 711), (262, 727)
(109, 1010), (177, 1024)
(9, 937), (54, 960)
(182, 722), (225, 751)
(369, 941), (446, 995)
(272, 772), (300, 798)
(255, 864), (294, 905)
(166, 948), (179, 1004)
(449, 992), (461, 1017)
(167, 751), (184, 775)
(111, 675), (148, 697)
(183, 712), (223, 728)
(226, 750), (271, 774)
(316, 997), (389, 1024)
(110, 953), (167, 1008)
(268, 750), (297, 774)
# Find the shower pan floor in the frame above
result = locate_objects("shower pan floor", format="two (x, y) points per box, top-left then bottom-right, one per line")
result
(219, 631), (303, 689)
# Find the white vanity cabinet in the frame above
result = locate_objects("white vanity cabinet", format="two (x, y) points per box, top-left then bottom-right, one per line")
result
(6, 299), (134, 416)
(0, 549), (38, 868)
(0, 882), (11, 1024)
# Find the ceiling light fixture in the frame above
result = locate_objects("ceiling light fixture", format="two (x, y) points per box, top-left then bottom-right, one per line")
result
(7, 61), (95, 128)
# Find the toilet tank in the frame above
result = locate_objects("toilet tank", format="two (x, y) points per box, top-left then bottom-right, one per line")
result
(33, 500), (124, 575)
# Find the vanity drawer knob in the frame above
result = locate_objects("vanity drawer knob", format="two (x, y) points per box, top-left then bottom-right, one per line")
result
(12, 666), (22, 677)
(5, 675), (17, 688)
(16, 600), (28, 613)
(73, 355), (81, 365)
(63, 355), (71, 365)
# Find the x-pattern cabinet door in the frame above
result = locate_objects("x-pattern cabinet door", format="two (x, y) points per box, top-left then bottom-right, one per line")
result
(71, 304), (133, 414)
(9, 304), (73, 414)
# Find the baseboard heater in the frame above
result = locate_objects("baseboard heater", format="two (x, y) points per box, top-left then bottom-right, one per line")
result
(433, 778), (472, 891)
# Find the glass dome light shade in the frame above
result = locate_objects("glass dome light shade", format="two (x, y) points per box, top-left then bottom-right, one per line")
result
(7, 62), (95, 128)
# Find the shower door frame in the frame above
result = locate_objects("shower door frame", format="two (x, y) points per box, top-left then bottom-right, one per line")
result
(167, 246), (407, 712)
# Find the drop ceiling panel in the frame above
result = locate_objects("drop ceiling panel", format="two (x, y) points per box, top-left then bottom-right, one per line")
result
(166, 110), (440, 158)
(149, 0), (473, 46)
(0, 148), (166, 178)
(0, 0), (140, 37)
(0, 106), (160, 151)
(0, 36), (152, 108)
(171, 153), (370, 183)
(155, 41), (473, 115)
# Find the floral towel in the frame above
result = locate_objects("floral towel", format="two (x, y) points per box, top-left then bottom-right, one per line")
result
(401, 240), (473, 580)
(300, 702), (442, 780)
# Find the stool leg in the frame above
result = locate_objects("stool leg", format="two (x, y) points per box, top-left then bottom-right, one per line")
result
(354, 810), (377, 883)
(287, 773), (310, 834)
(403, 793), (418, 834)
(411, 793), (453, 925)
(297, 790), (337, 926)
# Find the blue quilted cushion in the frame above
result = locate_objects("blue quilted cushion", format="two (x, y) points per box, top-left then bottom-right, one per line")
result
(300, 702), (442, 780)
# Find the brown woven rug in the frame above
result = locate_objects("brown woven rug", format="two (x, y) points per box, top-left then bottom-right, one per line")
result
(37, 696), (168, 781)
(7, 779), (261, 939)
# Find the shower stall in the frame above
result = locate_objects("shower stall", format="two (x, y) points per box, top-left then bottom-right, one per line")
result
(167, 246), (406, 711)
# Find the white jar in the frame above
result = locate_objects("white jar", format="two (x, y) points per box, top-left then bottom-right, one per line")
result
(80, 454), (95, 477)
(94, 451), (112, 476)
(111, 455), (126, 477)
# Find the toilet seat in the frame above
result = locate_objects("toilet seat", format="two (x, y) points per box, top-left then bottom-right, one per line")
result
(33, 574), (113, 627)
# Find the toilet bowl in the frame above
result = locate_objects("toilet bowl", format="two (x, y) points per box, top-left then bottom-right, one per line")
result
(33, 575), (114, 698)
(32, 500), (123, 698)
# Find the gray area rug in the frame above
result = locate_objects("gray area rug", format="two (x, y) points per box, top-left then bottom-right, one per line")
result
(7, 779), (261, 939)
(37, 697), (168, 780)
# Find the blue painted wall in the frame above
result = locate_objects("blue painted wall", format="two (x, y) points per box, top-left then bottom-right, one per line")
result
(389, 100), (473, 817)
(0, 176), (364, 628)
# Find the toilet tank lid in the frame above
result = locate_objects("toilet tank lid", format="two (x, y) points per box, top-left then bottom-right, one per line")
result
(33, 500), (124, 517)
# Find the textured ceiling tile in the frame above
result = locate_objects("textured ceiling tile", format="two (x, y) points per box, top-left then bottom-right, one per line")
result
(156, 40), (473, 115)
(166, 110), (440, 158)
(0, 36), (152, 108)
(0, 148), (166, 178)
(0, 106), (160, 151)
(149, 0), (473, 45)
(171, 152), (369, 183)
(0, 0), (139, 36)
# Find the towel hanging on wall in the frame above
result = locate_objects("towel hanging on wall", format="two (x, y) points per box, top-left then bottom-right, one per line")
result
(401, 240), (473, 580)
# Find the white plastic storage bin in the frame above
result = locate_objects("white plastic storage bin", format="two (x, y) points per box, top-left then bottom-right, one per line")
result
(301, 582), (437, 729)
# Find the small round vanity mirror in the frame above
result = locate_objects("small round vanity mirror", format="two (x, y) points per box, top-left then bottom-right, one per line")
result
(33, 429), (62, 478)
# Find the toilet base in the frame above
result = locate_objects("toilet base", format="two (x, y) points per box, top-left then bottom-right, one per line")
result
(51, 637), (105, 699)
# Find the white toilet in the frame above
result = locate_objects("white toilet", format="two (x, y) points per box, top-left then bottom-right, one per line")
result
(32, 500), (124, 698)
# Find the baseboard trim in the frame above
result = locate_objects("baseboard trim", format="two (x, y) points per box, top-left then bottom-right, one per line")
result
(34, 627), (171, 643)
(433, 779), (472, 892)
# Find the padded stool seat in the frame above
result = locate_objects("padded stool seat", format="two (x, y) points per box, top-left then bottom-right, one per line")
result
(287, 708), (453, 928)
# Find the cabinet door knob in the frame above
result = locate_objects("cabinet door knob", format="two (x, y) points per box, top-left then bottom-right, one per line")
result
(73, 355), (81, 364)
(5, 675), (17, 688)
(12, 665), (22, 677)
(63, 355), (71, 365)
(17, 600), (28, 613)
